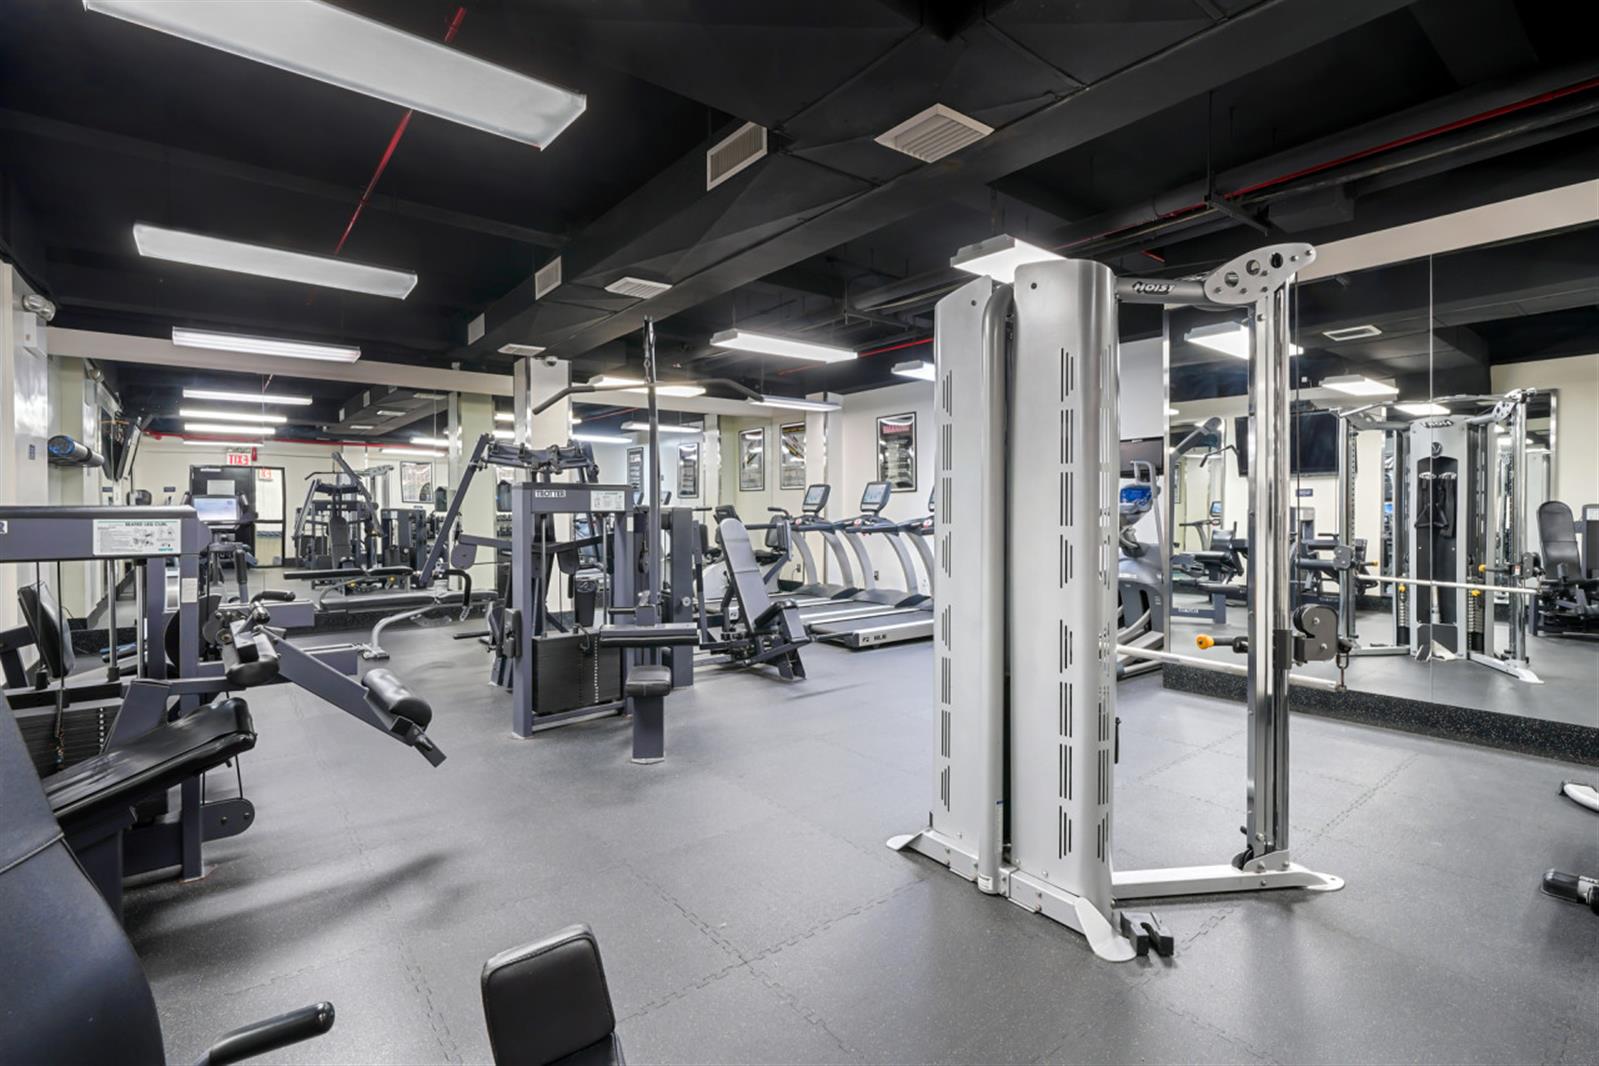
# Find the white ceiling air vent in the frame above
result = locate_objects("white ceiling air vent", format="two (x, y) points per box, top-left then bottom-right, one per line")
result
(466, 312), (485, 344)
(604, 276), (673, 300)
(706, 122), (767, 190)
(1322, 324), (1383, 341)
(534, 256), (562, 299)
(498, 343), (546, 356)
(875, 104), (993, 163)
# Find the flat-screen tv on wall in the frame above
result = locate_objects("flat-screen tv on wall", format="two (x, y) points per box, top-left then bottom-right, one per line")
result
(1234, 409), (1340, 477)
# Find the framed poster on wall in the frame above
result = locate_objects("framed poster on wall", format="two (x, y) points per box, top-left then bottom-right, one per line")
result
(627, 447), (645, 495)
(738, 427), (765, 491)
(400, 461), (432, 503)
(779, 422), (806, 490)
(677, 441), (700, 499)
(877, 412), (917, 492)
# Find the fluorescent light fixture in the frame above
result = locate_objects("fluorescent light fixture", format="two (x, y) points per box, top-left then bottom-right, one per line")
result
(381, 446), (444, 458)
(747, 395), (841, 413)
(588, 375), (706, 398)
(183, 439), (258, 448)
(950, 234), (1064, 284)
(494, 411), (515, 423)
(571, 415), (582, 425)
(185, 422), (275, 436)
(177, 408), (287, 424)
(348, 424), (376, 430)
(172, 327), (361, 363)
(135, 223), (415, 299)
(492, 428), (515, 440)
(498, 343), (546, 356)
(182, 387), (312, 406)
(1394, 402), (1450, 416)
(892, 360), (935, 382)
(1184, 322), (1302, 360)
(410, 435), (449, 447)
(1321, 375), (1398, 397)
(571, 432), (631, 445)
(1322, 324), (1383, 342)
(605, 276), (673, 300)
(87, 1), (586, 148)
(1167, 407), (1180, 417)
(409, 392), (444, 401)
(709, 329), (854, 364)
(621, 422), (701, 434)
(374, 409), (408, 417)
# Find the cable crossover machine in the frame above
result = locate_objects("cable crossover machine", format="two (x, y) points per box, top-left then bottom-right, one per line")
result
(891, 243), (1344, 961)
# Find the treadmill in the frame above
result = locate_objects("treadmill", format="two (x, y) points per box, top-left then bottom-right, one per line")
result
(802, 484), (932, 642)
(778, 484), (864, 607)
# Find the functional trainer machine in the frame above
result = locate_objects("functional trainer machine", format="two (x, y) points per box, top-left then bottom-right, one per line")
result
(890, 244), (1343, 961)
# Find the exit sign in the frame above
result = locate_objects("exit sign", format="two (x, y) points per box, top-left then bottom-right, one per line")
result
(225, 451), (254, 466)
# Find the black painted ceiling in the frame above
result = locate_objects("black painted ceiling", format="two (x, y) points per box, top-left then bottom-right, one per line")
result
(2, 0), (1597, 435)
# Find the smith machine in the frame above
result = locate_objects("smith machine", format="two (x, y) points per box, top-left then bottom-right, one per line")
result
(892, 244), (1344, 961)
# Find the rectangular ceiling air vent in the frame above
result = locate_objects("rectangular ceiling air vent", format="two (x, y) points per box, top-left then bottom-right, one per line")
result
(1322, 324), (1383, 342)
(875, 104), (993, 163)
(466, 312), (485, 344)
(498, 343), (547, 356)
(604, 276), (673, 300)
(534, 257), (562, 299)
(707, 121), (767, 190)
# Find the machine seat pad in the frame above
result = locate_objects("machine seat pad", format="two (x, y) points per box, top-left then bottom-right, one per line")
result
(1195, 581), (1237, 594)
(362, 670), (433, 728)
(625, 665), (673, 699)
(482, 924), (622, 1066)
(42, 698), (256, 826)
(597, 623), (700, 649)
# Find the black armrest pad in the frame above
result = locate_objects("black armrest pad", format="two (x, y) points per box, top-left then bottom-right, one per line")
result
(202, 1002), (335, 1066)
(361, 670), (433, 729)
(482, 925), (619, 1066)
(625, 665), (673, 698)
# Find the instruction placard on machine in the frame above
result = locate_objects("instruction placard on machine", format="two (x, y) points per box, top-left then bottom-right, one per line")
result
(92, 518), (182, 557)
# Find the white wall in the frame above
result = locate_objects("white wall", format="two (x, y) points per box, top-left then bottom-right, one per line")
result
(1492, 353), (1599, 512)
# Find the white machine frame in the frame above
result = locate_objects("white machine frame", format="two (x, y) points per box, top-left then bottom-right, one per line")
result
(890, 244), (1341, 962)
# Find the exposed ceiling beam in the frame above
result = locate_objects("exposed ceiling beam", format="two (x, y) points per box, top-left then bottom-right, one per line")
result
(466, 0), (1414, 364)
(0, 107), (566, 249)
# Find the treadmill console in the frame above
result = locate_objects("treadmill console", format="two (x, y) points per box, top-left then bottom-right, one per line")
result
(802, 484), (830, 514)
(192, 494), (242, 527)
(859, 481), (892, 515)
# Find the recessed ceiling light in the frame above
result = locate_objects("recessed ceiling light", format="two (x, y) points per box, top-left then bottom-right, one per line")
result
(86, 0), (586, 148)
(182, 387), (312, 406)
(709, 330), (854, 364)
(410, 435), (449, 447)
(604, 276), (673, 300)
(177, 408), (288, 424)
(747, 395), (841, 412)
(891, 360), (935, 382)
(1394, 402), (1450, 416)
(621, 421), (701, 434)
(950, 234), (1063, 285)
(1321, 375), (1398, 397)
(381, 446), (445, 458)
(498, 343), (547, 356)
(183, 439), (259, 447)
(1185, 322), (1303, 360)
(1322, 324), (1383, 342)
(172, 327), (361, 363)
(588, 375), (706, 398)
(136, 224), (415, 298)
(571, 432), (631, 445)
(184, 422), (275, 436)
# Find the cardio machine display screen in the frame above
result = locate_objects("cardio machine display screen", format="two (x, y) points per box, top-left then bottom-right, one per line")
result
(861, 482), (891, 510)
(803, 484), (828, 510)
(193, 495), (240, 524)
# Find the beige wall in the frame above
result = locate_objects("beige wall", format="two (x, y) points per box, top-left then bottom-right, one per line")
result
(1492, 353), (1599, 512)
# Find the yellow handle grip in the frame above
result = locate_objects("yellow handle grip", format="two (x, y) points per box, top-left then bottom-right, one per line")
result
(1195, 634), (1216, 650)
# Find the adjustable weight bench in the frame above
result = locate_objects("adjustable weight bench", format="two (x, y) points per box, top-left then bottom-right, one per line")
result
(699, 518), (808, 680)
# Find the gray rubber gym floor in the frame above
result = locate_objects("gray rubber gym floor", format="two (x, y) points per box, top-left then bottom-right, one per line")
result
(125, 624), (1599, 1064)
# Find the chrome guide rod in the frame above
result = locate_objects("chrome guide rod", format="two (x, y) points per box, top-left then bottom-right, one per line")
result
(976, 283), (1012, 894)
